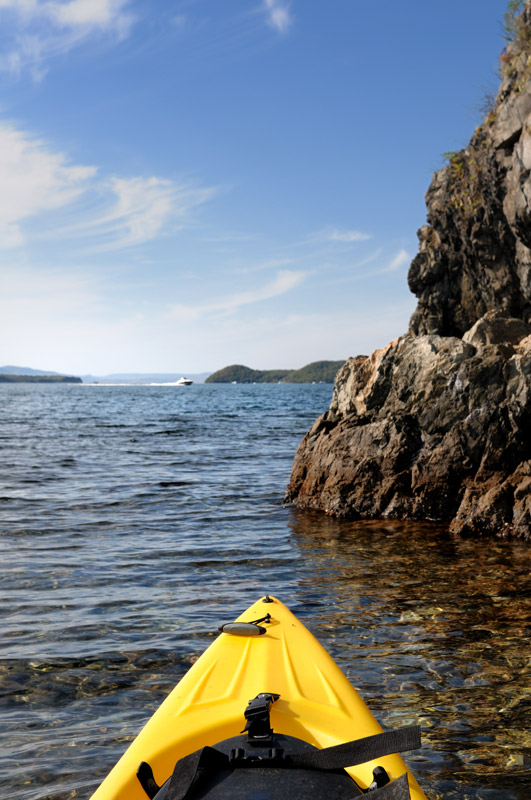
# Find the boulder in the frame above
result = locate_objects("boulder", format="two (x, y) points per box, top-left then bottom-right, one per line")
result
(286, 317), (531, 539)
(462, 309), (530, 349)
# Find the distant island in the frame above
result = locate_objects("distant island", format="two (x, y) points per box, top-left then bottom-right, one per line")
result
(0, 366), (82, 383)
(205, 361), (345, 384)
(0, 362), (345, 385)
(0, 374), (82, 383)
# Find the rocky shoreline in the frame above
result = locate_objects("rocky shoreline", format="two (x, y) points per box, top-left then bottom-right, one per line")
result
(286, 2), (531, 539)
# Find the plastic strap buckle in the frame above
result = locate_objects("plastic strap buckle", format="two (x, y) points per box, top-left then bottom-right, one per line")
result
(243, 692), (280, 745)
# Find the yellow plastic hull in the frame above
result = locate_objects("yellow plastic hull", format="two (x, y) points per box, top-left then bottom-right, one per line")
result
(91, 596), (427, 799)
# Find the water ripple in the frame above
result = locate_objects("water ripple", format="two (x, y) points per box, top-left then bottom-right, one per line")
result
(0, 385), (529, 799)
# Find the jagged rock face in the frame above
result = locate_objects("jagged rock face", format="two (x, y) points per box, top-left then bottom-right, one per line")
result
(408, 3), (531, 337)
(286, 313), (531, 539)
(287, 5), (531, 538)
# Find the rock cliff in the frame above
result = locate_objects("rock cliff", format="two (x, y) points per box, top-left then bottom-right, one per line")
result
(408, 13), (531, 336)
(286, 2), (531, 539)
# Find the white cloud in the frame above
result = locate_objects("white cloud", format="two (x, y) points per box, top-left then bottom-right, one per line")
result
(0, 0), (133, 31)
(49, 0), (130, 28)
(348, 249), (411, 283)
(0, 1), (38, 11)
(327, 228), (372, 243)
(0, 122), (95, 247)
(0, 121), (215, 252)
(308, 226), (372, 245)
(232, 257), (294, 275)
(170, 269), (306, 320)
(354, 249), (383, 267)
(263, 0), (293, 35)
(0, 0), (134, 77)
(106, 177), (180, 248)
(69, 176), (217, 250)
(385, 249), (409, 272)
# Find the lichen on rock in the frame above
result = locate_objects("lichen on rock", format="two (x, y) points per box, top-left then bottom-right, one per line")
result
(286, 2), (531, 539)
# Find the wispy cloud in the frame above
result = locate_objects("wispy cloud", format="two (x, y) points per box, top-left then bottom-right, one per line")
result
(309, 226), (373, 245)
(0, 122), (95, 247)
(170, 269), (306, 321)
(327, 228), (372, 243)
(263, 0), (293, 35)
(231, 257), (294, 275)
(0, 0), (135, 78)
(385, 249), (409, 272)
(61, 176), (217, 251)
(50, 0), (131, 28)
(322, 247), (411, 287)
(0, 121), (215, 251)
(351, 248), (411, 281)
(353, 249), (383, 267)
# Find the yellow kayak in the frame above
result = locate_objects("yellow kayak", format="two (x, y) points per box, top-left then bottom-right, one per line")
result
(91, 596), (428, 800)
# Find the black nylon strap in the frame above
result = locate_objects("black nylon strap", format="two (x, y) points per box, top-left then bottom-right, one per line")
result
(368, 773), (411, 800)
(289, 726), (421, 770)
(153, 726), (419, 800)
(163, 746), (229, 800)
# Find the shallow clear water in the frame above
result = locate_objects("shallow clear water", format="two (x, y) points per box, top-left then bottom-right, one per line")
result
(0, 384), (529, 800)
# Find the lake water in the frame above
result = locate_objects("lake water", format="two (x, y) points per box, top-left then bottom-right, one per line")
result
(0, 383), (529, 800)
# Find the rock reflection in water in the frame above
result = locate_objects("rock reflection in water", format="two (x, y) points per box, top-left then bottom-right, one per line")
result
(288, 513), (531, 800)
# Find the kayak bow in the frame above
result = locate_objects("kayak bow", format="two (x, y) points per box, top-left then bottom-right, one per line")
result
(90, 596), (427, 799)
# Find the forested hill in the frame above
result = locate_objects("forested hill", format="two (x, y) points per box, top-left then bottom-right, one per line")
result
(205, 361), (345, 384)
(0, 374), (82, 383)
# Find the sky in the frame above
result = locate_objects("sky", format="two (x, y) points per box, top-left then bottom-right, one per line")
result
(0, 0), (510, 375)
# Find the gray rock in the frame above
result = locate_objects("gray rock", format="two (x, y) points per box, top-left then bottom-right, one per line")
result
(286, 326), (531, 538)
(462, 310), (531, 349)
(492, 82), (531, 149)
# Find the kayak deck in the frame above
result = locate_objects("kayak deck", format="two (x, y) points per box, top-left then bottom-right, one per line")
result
(90, 596), (427, 799)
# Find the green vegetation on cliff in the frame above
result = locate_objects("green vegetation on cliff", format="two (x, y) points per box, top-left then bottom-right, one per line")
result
(504, 1), (529, 46)
(206, 360), (345, 384)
